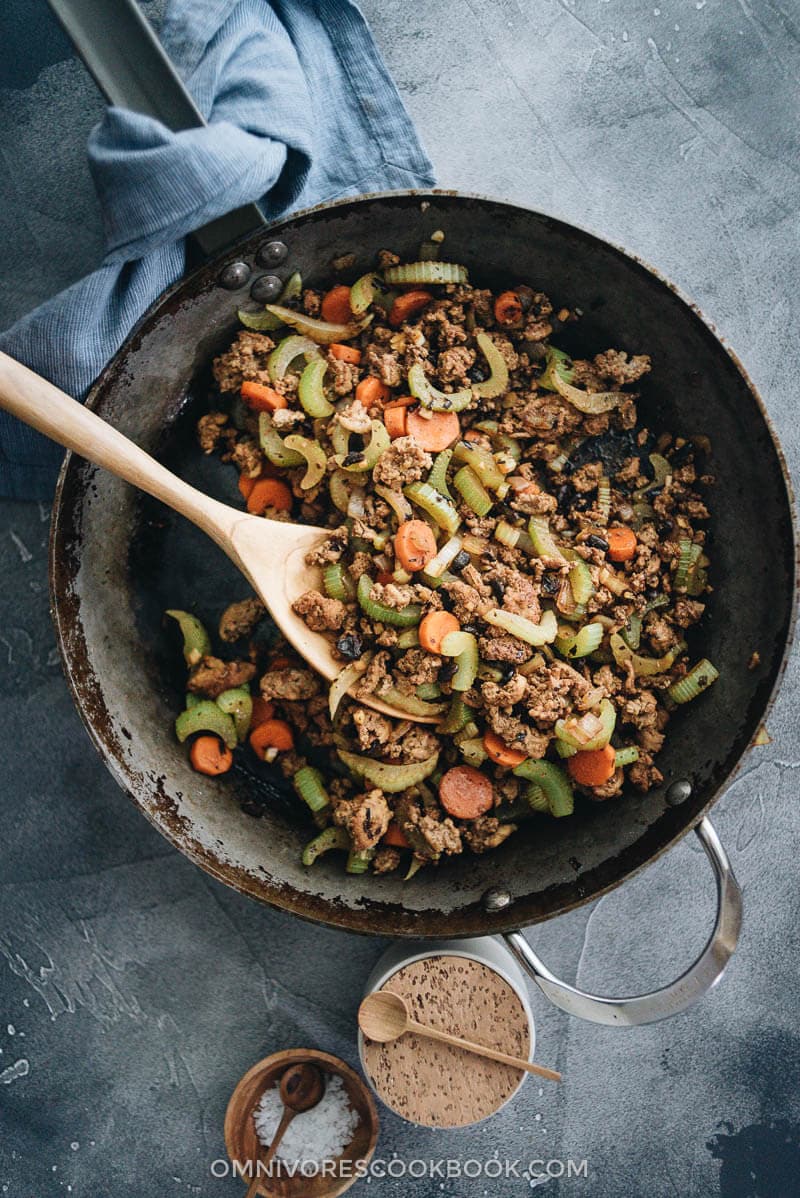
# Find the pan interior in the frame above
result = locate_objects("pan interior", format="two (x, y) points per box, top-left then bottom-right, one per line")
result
(51, 193), (796, 936)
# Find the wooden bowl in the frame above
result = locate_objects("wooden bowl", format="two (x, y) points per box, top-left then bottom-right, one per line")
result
(224, 1049), (379, 1198)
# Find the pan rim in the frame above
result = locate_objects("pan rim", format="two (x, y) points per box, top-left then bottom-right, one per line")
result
(49, 188), (799, 937)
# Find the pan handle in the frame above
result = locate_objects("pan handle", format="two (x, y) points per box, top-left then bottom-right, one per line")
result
(498, 818), (741, 1026)
(46, 0), (266, 256)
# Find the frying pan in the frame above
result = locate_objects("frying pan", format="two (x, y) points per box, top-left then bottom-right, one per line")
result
(43, 1), (796, 1026)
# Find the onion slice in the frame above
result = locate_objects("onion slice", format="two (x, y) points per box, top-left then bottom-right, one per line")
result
(264, 304), (372, 344)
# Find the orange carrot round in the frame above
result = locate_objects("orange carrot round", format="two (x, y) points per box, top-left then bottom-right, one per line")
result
(190, 735), (233, 776)
(406, 409), (460, 452)
(606, 526), (637, 562)
(246, 477), (293, 515)
(238, 472), (257, 501)
(418, 610), (461, 654)
(483, 730), (528, 767)
(394, 520), (438, 572)
(355, 375), (391, 407)
(389, 290), (433, 328)
(438, 765), (494, 821)
(329, 343), (361, 363)
(376, 570), (394, 585)
(462, 428), (484, 443)
(494, 290), (524, 325)
(382, 823), (410, 849)
(250, 697), (275, 726)
(249, 718), (294, 758)
(384, 406), (408, 439)
(567, 744), (616, 787)
(321, 285), (353, 324)
(240, 380), (288, 411)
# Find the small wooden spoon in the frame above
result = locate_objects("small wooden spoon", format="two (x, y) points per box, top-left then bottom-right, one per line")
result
(358, 990), (561, 1083)
(0, 352), (435, 723)
(246, 1062), (325, 1197)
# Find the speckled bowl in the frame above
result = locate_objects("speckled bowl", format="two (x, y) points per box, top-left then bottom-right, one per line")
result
(224, 1049), (379, 1198)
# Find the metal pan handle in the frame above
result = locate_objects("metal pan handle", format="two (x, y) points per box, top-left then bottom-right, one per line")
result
(46, 0), (266, 256)
(494, 818), (741, 1026)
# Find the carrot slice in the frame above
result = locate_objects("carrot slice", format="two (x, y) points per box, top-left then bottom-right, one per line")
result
(406, 409), (460, 452)
(321, 285), (353, 324)
(238, 472), (257, 501)
(190, 735), (233, 776)
(606, 526), (637, 562)
(567, 744), (616, 787)
(483, 731), (528, 767)
(382, 822), (410, 849)
(355, 375), (391, 407)
(240, 381), (288, 412)
(250, 697), (275, 726)
(376, 571), (394, 585)
(418, 610), (461, 654)
(394, 519), (438, 572)
(462, 428), (484, 443)
(268, 655), (291, 670)
(246, 477), (293, 515)
(384, 406), (408, 439)
(249, 718), (294, 758)
(389, 290), (433, 328)
(329, 343), (362, 364)
(438, 765), (494, 821)
(494, 290), (524, 325)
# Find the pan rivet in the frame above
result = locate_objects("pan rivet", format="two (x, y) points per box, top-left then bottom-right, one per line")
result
(219, 261), (251, 290)
(482, 887), (512, 913)
(251, 274), (283, 303)
(257, 240), (288, 266)
(666, 779), (692, 806)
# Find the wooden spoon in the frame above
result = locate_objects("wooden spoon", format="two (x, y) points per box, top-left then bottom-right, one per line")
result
(0, 351), (436, 723)
(358, 990), (562, 1083)
(246, 1062), (325, 1197)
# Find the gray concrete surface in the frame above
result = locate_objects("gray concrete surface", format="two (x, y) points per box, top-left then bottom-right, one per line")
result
(1, 1), (799, 1195)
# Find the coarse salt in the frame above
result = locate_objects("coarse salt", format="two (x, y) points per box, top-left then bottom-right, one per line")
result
(253, 1073), (359, 1166)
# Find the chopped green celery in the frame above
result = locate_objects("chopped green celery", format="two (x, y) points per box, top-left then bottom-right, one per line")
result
(471, 330), (510, 399)
(555, 698), (616, 751)
(293, 765), (330, 827)
(329, 470), (358, 513)
(554, 621), (604, 659)
(175, 701), (238, 750)
(610, 632), (686, 677)
(334, 421), (391, 473)
(597, 476), (611, 523)
(384, 261), (468, 285)
(185, 692), (201, 709)
(524, 783), (550, 812)
(322, 562), (355, 602)
(374, 483), (412, 524)
(541, 346), (627, 415)
(513, 760), (574, 817)
(614, 746), (640, 768)
(453, 721), (480, 745)
(453, 466), (493, 516)
(216, 687), (253, 741)
(568, 559), (594, 606)
(484, 608), (558, 646)
(337, 748), (439, 792)
(346, 847), (375, 875)
(298, 357), (335, 417)
(356, 574), (422, 627)
(165, 609), (211, 667)
(622, 613), (642, 651)
(528, 515), (567, 563)
(267, 333), (321, 382)
(404, 480), (461, 533)
(283, 435), (327, 489)
(668, 659), (719, 704)
(302, 825), (349, 866)
(674, 539), (702, 590)
(439, 696), (474, 734)
(428, 449), (454, 500)
(416, 682), (442, 701)
(423, 533), (463, 579)
(439, 630), (479, 692)
(408, 363), (472, 412)
(396, 628), (420, 649)
(258, 412), (305, 467)
(350, 272), (381, 315)
(458, 736), (488, 766)
(554, 738), (577, 759)
(453, 440), (506, 491)
(538, 346), (575, 392)
(381, 687), (447, 717)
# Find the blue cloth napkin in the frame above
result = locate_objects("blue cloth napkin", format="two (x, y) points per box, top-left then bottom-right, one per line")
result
(0, 0), (434, 500)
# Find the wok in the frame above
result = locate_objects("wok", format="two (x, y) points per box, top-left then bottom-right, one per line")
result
(43, 0), (796, 1026)
(48, 189), (796, 1025)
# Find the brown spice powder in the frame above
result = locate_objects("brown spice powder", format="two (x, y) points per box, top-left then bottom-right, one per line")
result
(362, 955), (531, 1128)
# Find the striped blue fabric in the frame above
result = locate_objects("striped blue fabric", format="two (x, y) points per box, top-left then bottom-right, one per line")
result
(0, 0), (434, 499)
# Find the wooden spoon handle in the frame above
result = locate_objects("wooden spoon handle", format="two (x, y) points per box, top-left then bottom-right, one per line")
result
(262, 1106), (296, 1168)
(0, 351), (238, 548)
(406, 1017), (561, 1082)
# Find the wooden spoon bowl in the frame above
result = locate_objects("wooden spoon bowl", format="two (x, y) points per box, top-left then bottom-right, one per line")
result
(224, 1049), (379, 1198)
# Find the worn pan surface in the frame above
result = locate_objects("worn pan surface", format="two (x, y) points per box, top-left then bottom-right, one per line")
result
(50, 192), (797, 938)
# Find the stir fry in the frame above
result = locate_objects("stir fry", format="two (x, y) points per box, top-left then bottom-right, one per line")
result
(166, 243), (717, 878)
